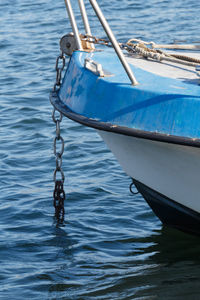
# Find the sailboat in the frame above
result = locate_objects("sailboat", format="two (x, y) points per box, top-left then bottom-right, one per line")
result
(50, 0), (200, 235)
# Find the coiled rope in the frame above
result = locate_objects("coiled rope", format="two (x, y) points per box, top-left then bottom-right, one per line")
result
(126, 38), (200, 67)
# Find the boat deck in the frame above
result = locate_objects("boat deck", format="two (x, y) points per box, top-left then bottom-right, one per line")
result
(126, 51), (200, 85)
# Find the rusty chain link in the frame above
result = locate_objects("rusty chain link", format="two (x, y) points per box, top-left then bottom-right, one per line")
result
(53, 180), (65, 223)
(80, 34), (138, 56)
(81, 34), (112, 47)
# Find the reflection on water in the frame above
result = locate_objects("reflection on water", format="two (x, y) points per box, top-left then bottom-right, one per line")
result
(46, 224), (200, 299)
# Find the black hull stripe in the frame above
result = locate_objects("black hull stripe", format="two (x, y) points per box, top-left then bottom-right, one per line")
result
(132, 178), (200, 236)
(50, 91), (200, 148)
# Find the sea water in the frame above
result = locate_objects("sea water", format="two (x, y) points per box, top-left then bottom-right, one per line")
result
(1, 0), (200, 299)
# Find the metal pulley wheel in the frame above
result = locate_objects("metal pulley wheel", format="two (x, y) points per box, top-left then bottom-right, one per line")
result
(60, 33), (77, 56)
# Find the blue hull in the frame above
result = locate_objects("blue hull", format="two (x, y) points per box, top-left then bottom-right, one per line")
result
(58, 50), (200, 142)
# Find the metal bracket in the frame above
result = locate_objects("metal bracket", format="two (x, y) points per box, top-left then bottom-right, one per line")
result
(84, 58), (114, 77)
(84, 58), (104, 76)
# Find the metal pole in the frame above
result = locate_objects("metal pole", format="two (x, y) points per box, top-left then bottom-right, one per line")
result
(88, 0), (138, 85)
(78, 0), (95, 49)
(64, 0), (83, 50)
(78, 0), (91, 35)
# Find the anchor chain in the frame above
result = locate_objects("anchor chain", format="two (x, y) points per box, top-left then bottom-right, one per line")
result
(52, 51), (66, 223)
(52, 108), (65, 222)
(53, 52), (65, 91)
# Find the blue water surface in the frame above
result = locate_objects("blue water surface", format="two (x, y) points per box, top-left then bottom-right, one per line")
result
(1, 0), (200, 299)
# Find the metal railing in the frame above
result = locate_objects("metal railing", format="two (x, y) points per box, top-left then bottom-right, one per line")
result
(64, 0), (138, 85)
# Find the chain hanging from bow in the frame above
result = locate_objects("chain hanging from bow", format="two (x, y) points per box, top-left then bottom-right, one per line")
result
(52, 52), (66, 224)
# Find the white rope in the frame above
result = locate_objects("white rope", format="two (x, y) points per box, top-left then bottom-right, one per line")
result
(127, 38), (200, 50)
(135, 46), (199, 67)
(151, 44), (200, 50)
(127, 39), (200, 67)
